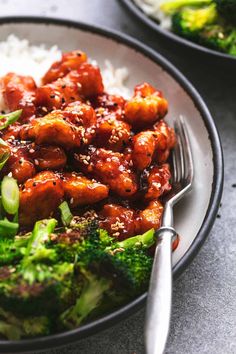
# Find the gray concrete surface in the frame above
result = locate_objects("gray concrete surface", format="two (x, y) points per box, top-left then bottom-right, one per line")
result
(0, 1), (235, 353)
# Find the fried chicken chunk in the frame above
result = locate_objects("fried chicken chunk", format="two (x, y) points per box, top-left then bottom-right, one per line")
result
(19, 171), (64, 226)
(0, 73), (36, 121)
(124, 83), (168, 129)
(31, 145), (67, 171)
(36, 73), (83, 112)
(145, 164), (171, 200)
(74, 147), (138, 198)
(137, 200), (163, 234)
(62, 172), (109, 208)
(20, 110), (84, 149)
(42, 50), (87, 84)
(92, 93), (130, 151)
(132, 120), (176, 170)
(99, 204), (136, 240)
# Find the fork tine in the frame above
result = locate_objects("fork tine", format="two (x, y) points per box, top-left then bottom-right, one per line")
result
(178, 116), (194, 183)
(173, 119), (184, 183)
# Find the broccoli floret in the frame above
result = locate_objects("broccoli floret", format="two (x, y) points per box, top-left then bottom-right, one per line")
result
(0, 234), (29, 265)
(0, 262), (77, 317)
(0, 307), (50, 340)
(0, 219), (79, 317)
(161, 0), (212, 14)
(172, 4), (218, 39)
(59, 228), (155, 329)
(199, 24), (236, 53)
(60, 268), (110, 329)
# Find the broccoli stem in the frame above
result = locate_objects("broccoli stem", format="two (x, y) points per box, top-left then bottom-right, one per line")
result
(113, 228), (155, 250)
(60, 270), (110, 328)
(161, 0), (212, 13)
(23, 219), (57, 260)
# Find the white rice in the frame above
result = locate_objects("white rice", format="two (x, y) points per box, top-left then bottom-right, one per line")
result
(133, 0), (171, 29)
(0, 34), (131, 112)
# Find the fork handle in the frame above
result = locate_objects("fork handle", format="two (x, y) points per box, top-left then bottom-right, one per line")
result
(145, 227), (176, 354)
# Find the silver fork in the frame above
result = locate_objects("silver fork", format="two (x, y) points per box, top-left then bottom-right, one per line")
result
(145, 116), (194, 354)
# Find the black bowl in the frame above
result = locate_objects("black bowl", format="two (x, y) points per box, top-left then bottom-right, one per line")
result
(0, 16), (223, 353)
(119, 0), (236, 62)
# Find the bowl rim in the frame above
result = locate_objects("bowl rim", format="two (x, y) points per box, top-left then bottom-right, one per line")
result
(0, 16), (224, 353)
(119, 0), (236, 61)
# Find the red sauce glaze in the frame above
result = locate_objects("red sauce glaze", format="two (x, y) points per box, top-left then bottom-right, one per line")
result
(1, 49), (176, 238)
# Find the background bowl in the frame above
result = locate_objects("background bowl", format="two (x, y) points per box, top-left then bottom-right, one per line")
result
(0, 17), (223, 353)
(119, 0), (236, 62)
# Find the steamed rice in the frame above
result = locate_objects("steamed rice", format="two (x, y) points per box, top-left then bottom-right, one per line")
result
(0, 34), (131, 112)
(133, 0), (171, 29)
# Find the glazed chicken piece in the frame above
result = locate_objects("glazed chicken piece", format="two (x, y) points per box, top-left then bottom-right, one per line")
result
(64, 102), (97, 144)
(1, 141), (67, 184)
(154, 120), (176, 163)
(132, 130), (157, 171)
(0, 140), (36, 184)
(92, 93), (126, 121)
(30, 144), (67, 171)
(20, 110), (85, 149)
(95, 117), (131, 151)
(132, 120), (176, 170)
(36, 73), (83, 112)
(74, 147), (138, 198)
(124, 82), (168, 129)
(99, 200), (164, 240)
(92, 93), (130, 151)
(71, 63), (104, 98)
(0, 73), (37, 122)
(19, 171), (64, 226)
(62, 172), (109, 208)
(137, 199), (163, 234)
(42, 50), (87, 84)
(36, 63), (104, 113)
(144, 164), (171, 200)
(99, 203), (136, 240)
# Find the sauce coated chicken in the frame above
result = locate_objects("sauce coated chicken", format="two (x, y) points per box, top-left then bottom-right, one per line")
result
(0, 49), (175, 238)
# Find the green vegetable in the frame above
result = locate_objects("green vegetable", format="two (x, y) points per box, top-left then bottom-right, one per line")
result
(0, 215), (157, 337)
(60, 269), (110, 329)
(0, 308), (50, 340)
(0, 110), (22, 130)
(1, 176), (19, 215)
(59, 201), (73, 226)
(0, 139), (10, 171)
(172, 4), (217, 38)
(161, 0), (211, 14)
(23, 218), (57, 262)
(0, 218), (19, 238)
(200, 24), (236, 53)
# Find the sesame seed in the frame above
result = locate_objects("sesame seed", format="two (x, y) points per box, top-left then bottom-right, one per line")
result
(29, 149), (35, 154)
(34, 159), (39, 166)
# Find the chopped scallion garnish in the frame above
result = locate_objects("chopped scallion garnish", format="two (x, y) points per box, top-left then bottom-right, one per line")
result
(0, 218), (19, 238)
(1, 176), (19, 215)
(0, 109), (22, 130)
(0, 139), (10, 171)
(59, 201), (73, 226)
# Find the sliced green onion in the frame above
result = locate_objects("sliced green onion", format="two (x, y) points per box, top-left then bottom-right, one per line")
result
(0, 218), (19, 238)
(1, 176), (19, 215)
(0, 139), (10, 171)
(0, 110), (22, 130)
(59, 201), (73, 226)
